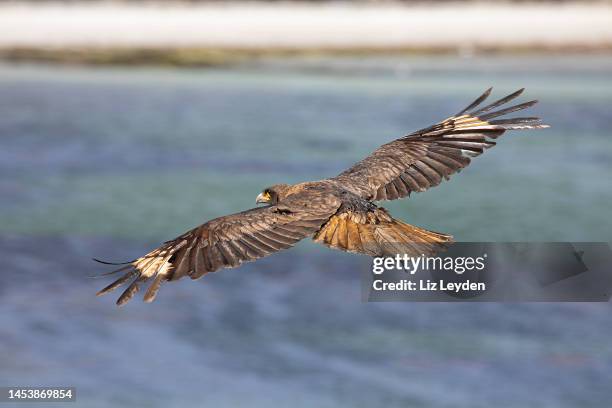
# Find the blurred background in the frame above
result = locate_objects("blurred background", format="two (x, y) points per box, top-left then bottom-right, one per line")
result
(1, 1), (611, 407)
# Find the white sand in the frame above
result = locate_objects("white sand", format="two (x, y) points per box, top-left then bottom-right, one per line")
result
(1, 2), (611, 49)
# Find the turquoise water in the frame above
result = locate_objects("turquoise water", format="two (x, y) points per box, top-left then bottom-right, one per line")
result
(1, 56), (611, 241)
(0, 56), (611, 407)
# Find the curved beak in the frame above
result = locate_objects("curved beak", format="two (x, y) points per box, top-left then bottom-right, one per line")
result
(256, 192), (268, 205)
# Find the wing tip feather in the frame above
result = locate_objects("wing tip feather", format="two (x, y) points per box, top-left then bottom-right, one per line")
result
(116, 280), (140, 306)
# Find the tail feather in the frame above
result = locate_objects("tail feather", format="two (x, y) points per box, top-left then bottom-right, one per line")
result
(313, 208), (453, 257)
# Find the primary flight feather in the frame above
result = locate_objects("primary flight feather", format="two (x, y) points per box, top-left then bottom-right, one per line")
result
(96, 88), (549, 305)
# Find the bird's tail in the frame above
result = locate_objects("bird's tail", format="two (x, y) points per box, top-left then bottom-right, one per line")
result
(313, 208), (453, 257)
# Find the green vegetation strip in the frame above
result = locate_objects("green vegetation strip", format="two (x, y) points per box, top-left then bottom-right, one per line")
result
(2, 45), (612, 67)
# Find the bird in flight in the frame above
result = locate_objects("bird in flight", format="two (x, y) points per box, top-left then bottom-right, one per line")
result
(96, 88), (548, 305)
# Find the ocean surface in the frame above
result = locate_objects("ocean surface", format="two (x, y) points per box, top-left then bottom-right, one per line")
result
(0, 55), (611, 407)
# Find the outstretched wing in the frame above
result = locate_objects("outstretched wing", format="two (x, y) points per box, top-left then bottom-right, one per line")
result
(332, 88), (549, 201)
(96, 195), (336, 305)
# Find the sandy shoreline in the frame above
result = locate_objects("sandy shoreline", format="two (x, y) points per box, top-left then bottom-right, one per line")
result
(1, 2), (612, 65)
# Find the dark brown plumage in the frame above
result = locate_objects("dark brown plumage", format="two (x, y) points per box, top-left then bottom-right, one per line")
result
(96, 88), (548, 305)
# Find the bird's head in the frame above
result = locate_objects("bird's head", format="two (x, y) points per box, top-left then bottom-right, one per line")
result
(256, 184), (290, 205)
